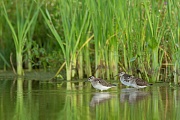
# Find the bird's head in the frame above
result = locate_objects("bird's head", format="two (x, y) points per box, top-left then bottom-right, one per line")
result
(88, 76), (95, 82)
(119, 72), (125, 76)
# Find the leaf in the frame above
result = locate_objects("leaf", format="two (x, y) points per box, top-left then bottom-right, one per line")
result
(129, 56), (136, 62)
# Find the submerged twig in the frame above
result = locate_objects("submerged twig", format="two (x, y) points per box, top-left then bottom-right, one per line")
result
(49, 61), (66, 80)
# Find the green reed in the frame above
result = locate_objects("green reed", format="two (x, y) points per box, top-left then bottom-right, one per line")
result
(86, 0), (119, 79)
(41, 0), (180, 82)
(167, 0), (180, 84)
(143, 1), (166, 81)
(111, 0), (179, 82)
(113, 0), (135, 74)
(1, 0), (180, 83)
(0, 53), (10, 70)
(42, 0), (90, 81)
(2, 0), (40, 76)
(86, 0), (107, 78)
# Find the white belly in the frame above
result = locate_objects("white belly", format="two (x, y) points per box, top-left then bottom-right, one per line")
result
(120, 77), (147, 89)
(120, 77), (131, 86)
(93, 83), (111, 91)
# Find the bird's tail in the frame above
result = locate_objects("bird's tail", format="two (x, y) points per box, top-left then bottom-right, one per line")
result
(148, 83), (153, 86)
(111, 84), (117, 87)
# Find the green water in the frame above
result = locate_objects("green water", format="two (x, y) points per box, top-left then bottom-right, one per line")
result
(0, 77), (180, 120)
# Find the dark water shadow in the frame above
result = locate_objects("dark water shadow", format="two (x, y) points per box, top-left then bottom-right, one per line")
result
(120, 88), (151, 104)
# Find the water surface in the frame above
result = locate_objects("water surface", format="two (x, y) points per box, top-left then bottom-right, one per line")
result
(0, 76), (180, 120)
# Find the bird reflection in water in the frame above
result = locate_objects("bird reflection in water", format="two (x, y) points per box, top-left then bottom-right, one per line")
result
(90, 92), (115, 107)
(120, 88), (150, 104)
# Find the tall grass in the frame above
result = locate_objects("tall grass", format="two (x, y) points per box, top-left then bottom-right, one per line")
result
(41, 0), (91, 81)
(0, 53), (10, 70)
(167, 0), (180, 84)
(1, 0), (180, 83)
(2, 0), (40, 75)
(143, 1), (166, 81)
(39, 0), (180, 82)
(86, 0), (119, 79)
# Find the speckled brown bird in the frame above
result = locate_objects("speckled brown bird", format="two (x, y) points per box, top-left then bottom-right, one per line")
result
(118, 72), (152, 89)
(88, 76), (116, 91)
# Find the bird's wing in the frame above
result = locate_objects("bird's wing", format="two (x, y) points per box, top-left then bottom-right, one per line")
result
(95, 78), (114, 87)
(123, 74), (133, 79)
(135, 78), (148, 86)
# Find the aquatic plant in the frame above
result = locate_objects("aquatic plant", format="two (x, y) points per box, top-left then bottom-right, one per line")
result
(41, 0), (91, 81)
(2, 0), (40, 75)
(1, 0), (180, 84)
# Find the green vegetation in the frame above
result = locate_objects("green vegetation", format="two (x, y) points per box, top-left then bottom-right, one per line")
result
(1, 0), (180, 83)
(2, 0), (40, 75)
